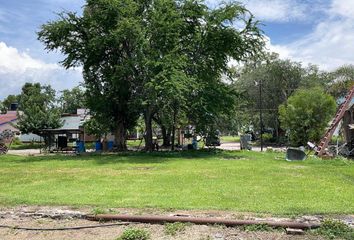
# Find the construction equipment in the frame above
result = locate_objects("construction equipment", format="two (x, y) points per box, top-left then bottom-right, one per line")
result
(316, 86), (354, 156)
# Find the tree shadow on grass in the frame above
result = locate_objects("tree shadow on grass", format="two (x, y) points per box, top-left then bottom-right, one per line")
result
(12, 149), (239, 165)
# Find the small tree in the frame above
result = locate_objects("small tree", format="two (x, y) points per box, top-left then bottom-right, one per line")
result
(1, 94), (20, 113)
(16, 83), (62, 138)
(279, 88), (336, 146)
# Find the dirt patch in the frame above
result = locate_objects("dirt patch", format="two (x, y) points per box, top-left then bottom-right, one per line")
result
(0, 206), (348, 240)
(0, 217), (323, 240)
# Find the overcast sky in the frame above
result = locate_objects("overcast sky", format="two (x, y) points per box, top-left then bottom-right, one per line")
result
(1, 0), (354, 99)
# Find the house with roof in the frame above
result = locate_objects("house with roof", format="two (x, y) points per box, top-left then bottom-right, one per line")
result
(0, 111), (42, 142)
(0, 111), (18, 134)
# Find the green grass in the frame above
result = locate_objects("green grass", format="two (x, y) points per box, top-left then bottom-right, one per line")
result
(0, 150), (353, 215)
(220, 135), (240, 142)
(9, 142), (42, 150)
(127, 139), (145, 148)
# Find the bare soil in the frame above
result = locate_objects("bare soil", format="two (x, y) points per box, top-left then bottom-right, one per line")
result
(0, 206), (333, 240)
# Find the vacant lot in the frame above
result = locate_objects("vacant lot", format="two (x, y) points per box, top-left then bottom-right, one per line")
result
(0, 150), (353, 215)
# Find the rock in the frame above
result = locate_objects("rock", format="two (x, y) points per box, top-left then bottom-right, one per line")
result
(213, 233), (224, 239)
(286, 228), (304, 235)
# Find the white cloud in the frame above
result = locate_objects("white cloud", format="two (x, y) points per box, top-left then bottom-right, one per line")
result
(0, 42), (58, 73)
(0, 42), (82, 99)
(331, 0), (354, 19)
(243, 0), (307, 22)
(206, 0), (319, 22)
(267, 0), (354, 70)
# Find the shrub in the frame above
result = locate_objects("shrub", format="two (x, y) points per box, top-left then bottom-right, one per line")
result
(117, 228), (150, 240)
(315, 219), (353, 240)
(279, 88), (336, 146)
(262, 133), (273, 143)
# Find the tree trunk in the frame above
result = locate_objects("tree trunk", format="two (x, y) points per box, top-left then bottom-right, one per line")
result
(114, 119), (127, 151)
(171, 108), (177, 151)
(161, 125), (171, 147)
(144, 109), (154, 152)
(171, 125), (175, 151)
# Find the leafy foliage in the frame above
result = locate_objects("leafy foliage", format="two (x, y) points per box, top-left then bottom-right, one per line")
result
(59, 86), (85, 114)
(83, 117), (110, 139)
(279, 88), (336, 146)
(38, 0), (265, 151)
(16, 83), (62, 136)
(0, 94), (20, 113)
(117, 228), (150, 240)
(164, 222), (187, 236)
(327, 65), (354, 99)
(315, 219), (354, 240)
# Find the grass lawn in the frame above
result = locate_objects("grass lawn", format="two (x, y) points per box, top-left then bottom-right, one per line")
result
(9, 142), (42, 150)
(0, 150), (353, 215)
(220, 135), (240, 142)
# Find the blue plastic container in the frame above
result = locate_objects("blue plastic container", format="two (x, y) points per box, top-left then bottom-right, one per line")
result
(95, 141), (102, 151)
(108, 141), (114, 151)
(76, 141), (86, 153)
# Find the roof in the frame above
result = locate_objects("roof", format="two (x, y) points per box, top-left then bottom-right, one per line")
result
(0, 111), (17, 126)
(41, 115), (85, 134)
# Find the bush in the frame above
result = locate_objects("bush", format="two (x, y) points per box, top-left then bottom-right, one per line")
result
(279, 88), (336, 146)
(315, 219), (354, 240)
(117, 228), (150, 240)
(262, 133), (273, 143)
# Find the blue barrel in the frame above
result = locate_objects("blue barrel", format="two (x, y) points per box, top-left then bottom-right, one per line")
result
(108, 141), (114, 151)
(95, 141), (102, 151)
(76, 141), (86, 153)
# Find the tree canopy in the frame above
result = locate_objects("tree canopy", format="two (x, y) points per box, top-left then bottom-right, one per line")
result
(38, 0), (265, 151)
(59, 86), (86, 114)
(16, 83), (62, 136)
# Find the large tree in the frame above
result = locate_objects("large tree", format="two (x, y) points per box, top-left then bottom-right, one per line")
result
(141, 0), (264, 150)
(234, 54), (330, 142)
(39, 0), (146, 150)
(38, 0), (264, 151)
(16, 83), (62, 137)
(234, 55), (304, 140)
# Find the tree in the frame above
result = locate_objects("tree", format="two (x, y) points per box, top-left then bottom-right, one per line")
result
(1, 94), (20, 113)
(235, 55), (304, 141)
(16, 83), (62, 137)
(83, 117), (110, 140)
(279, 88), (336, 146)
(38, 0), (146, 151)
(234, 54), (331, 143)
(141, 0), (264, 150)
(38, 0), (264, 151)
(59, 87), (86, 114)
(328, 65), (354, 99)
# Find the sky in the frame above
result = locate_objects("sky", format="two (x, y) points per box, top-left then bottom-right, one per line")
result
(0, 0), (354, 100)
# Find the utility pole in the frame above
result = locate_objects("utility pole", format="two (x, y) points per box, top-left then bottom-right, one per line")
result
(259, 79), (263, 152)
